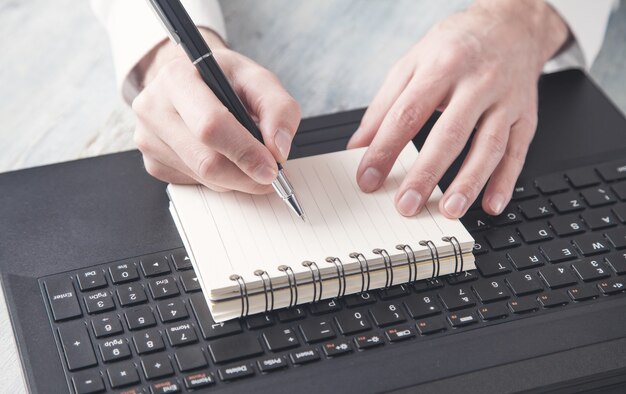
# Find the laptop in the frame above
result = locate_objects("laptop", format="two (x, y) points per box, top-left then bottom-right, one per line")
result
(1, 70), (626, 393)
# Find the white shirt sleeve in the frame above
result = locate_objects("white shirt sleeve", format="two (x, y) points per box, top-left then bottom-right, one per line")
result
(91, 0), (226, 104)
(543, 0), (618, 73)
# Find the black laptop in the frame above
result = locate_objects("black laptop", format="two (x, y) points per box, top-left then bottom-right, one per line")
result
(2, 70), (626, 393)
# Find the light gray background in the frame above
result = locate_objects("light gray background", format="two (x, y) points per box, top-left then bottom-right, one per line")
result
(1, 1), (624, 392)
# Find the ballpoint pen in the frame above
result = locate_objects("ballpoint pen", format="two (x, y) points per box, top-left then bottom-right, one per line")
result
(146, 0), (305, 220)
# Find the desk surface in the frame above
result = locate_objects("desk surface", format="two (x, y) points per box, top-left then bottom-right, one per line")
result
(1, 1), (625, 392)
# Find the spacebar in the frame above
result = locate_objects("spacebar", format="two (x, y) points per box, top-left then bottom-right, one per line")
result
(208, 335), (264, 364)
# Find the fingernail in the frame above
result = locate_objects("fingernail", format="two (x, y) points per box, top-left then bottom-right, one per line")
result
(397, 189), (422, 216)
(274, 128), (292, 161)
(254, 164), (277, 184)
(444, 193), (468, 218)
(359, 167), (382, 192)
(489, 193), (506, 215)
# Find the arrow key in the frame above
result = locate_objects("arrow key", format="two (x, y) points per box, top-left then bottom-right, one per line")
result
(141, 255), (171, 277)
(172, 249), (194, 270)
(179, 270), (201, 293)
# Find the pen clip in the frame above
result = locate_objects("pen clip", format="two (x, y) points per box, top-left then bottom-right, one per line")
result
(145, 0), (181, 45)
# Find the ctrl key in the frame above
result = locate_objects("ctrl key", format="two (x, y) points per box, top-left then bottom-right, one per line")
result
(218, 363), (255, 381)
(184, 372), (215, 390)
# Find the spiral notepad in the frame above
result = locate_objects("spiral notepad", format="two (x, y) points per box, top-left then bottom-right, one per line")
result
(168, 143), (475, 322)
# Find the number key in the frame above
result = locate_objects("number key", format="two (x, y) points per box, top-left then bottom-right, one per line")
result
(148, 277), (180, 300)
(334, 310), (371, 335)
(91, 314), (123, 338)
(472, 280), (509, 303)
(368, 302), (405, 327)
(539, 266), (578, 289)
(506, 273), (543, 296)
(84, 291), (115, 314)
(116, 283), (147, 307)
(403, 295), (441, 319)
(108, 262), (139, 284)
(438, 287), (475, 311)
(572, 259), (610, 282)
(133, 329), (165, 354)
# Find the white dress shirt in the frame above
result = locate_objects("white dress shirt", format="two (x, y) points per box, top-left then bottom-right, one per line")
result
(91, 0), (618, 105)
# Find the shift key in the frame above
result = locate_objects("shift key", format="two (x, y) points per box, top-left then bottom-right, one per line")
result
(58, 322), (97, 371)
(44, 276), (82, 321)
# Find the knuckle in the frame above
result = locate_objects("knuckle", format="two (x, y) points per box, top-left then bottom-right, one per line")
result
(235, 146), (266, 173)
(195, 110), (228, 142)
(390, 104), (425, 131)
(160, 57), (189, 81)
(132, 92), (150, 116)
(481, 131), (508, 156)
(133, 128), (149, 153)
(196, 154), (220, 181)
(441, 118), (470, 150)
(143, 158), (164, 180)
(407, 166), (441, 191)
(456, 172), (486, 198)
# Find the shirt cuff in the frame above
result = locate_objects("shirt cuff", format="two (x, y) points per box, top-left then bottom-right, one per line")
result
(91, 0), (226, 104)
(543, 0), (618, 73)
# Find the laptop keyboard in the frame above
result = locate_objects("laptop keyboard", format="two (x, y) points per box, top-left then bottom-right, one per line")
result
(40, 159), (626, 394)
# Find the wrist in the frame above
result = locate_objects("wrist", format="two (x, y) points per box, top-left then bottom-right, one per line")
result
(138, 28), (226, 87)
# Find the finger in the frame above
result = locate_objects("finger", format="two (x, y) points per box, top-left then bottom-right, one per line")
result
(160, 59), (278, 184)
(437, 108), (512, 218)
(393, 88), (492, 216)
(347, 59), (414, 149)
(142, 156), (197, 185)
(482, 113), (537, 215)
(233, 66), (301, 162)
(355, 75), (451, 193)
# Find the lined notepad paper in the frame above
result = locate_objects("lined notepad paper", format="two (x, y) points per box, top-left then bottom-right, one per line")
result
(168, 144), (474, 321)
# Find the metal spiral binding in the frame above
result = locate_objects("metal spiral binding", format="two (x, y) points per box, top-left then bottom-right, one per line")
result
(302, 261), (323, 303)
(419, 240), (440, 279)
(442, 236), (463, 275)
(373, 248), (393, 288)
(278, 265), (298, 308)
(349, 252), (371, 293)
(325, 257), (347, 298)
(229, 274), (249, 318)
(254, 270), (274, 314)
(396, 244), (418, 283)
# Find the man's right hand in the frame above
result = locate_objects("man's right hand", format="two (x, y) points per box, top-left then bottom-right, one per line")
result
(132, 29), (301, 193)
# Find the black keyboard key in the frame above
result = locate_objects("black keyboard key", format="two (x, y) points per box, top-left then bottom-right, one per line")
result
(535, 173), (569, 194)
(257, 356), (288, 372)
(276, 307), (306, 322)
(572, 259), (610, 282)
(413, 278), (444, 293)
(151, 380), (181, 394)
(461, 211), (491, 231)
(58, 322), (97, 371)
(208, 334), (263, 364)
(566, 167), (601, 188)
(477, 304), (508, 321)
(263, 327), (300, 351)
(539, 266), (578, 289)
(175, 347), (208, 372)
(606, 228), (626, 250)
(189, 293), (242, 339)
(472, 280), (509, 303)
(335, 310), (371, 335)
(184, 372), (215, 390)
(512, 181), (538, 200)
(416, 317), (447, 335)
(581, 187), (616, 207)
(179, 270), (201, 293)
(322, 340), (353, 357)
(485, 230), (521, 250)
(581, 210), (618, 230)
(438, 287), (475, 311)
(508, 298), (538, 314)
(613, 182), (626, 201)
(596, 160), (626, 182)
(92, 314), (123, 338)
(518, 222), (554, 243)
(598, 278), (626, 295)
(343, 292), (376, 307)
(549, 214), (586, 236)
(245, 313), (274, 330)
(107, 362), (140, 388)
(166, 322), (198, 346)
(218, 363), (254, 381)
(573, 234), (611, 256)
(613, 204), (626, 223)
(378, 284), (410, 299)
(606, 252), (626, 274)
(491, 206), (523, 227)
(447, 311), (478, 328)
(72, 370), (105, 394)
(475, 254), (511, 277)
(125, 306), (156, 330)
(76, 269), (108, 292)
(142, 353), (174, 380)
(446, 270), (479, 285)
(172, 249), (193, 271)
(149, 277), (179, 300)
(568, 285), (599, 301)
(506, 273), (543, 296)
(108, 262), (139, 284)
(537, 292), (569, 308)
(384, 325), (416, 342)
(290, 348), (321, 364)
(308, 298), (341, 315)
(369, 302), (406, 327)
(44, 276), (82, 321)
(140, 254), (171, 277)
(470, 235), (489, 255)
(550, 192), (584, 213)
(519, 199), (554, 220)
(540, 240), (578, 263)
(404, 295), (441, 319)
(84, 291), (115, 314)
(299, 318), (335, 343)
(99, 337), (131, 363)
(354, 333), (384, 349)
(507, 249), (545, 270)
(116, 283), (148, 307)
(157, 299), (188, 323)
(133, 329), (165, 354)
